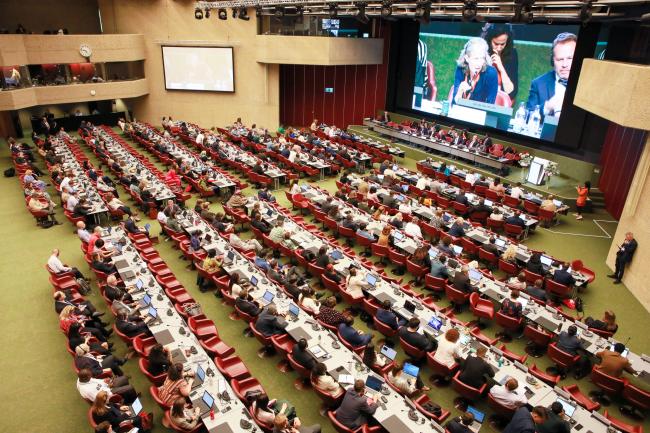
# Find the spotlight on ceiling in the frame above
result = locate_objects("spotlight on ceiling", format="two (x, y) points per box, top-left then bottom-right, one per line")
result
(204, 8), (211, 18)
(195, 8), (204, 19)
(415, 0), (432, 23)
(239, 7), (250, 20)
(462, 0), (478, 21)
(218, 8), (228, 20)
(355, 2), (369, 24)
(381, 0), (393, 17)
(329, 3), (338, 18)
(274, 6), (286, 18)
(232, 7), (238, 18)
(579, 0), (593, 23)
(514, 0), (535, 23)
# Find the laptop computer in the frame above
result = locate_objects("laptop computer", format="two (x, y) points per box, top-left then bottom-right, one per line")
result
(114, 259), (129, 270)
(204, 234), (213, 244)
(330, 249), (344, 261)
(540, 255), (553, 267)
(260, 290), (275, 305)
(452, 245), (463, 256)
(556, 397), (577, 417)
(366, 274), (378, 287)
(484, 199), (493, 207)
(610, 344), (629, 357)
(392, 231), (404, 241)
(429, 247), (439, 258)
(139, 293), (152, 307)
(494, 238), (506, 248)
(308, 345), (327, 359)
(427, 316), (444, 334)
(250, 276), (258, 287)
(266, 208), (273, 217)
(192, 364), (206, 389)
(442, 214), (452, 223)
(467, 405), (485, 429)
(468, 268), (483, 282)
(130, 397), (143, 416)
(147, 306), (158, 320)
(135, 278), (144, 290)
(300, 184), (309, 192)
(553, 199), (563, 208)
(403, 362), (419, 378)
(223, 250), (236, 265)
(288, 303), (300, 319)
(364, 375), (384, 397)
(197, 391), (215, 416)
(380, 345), (397, 361)
(403, 300), (416, 313)
(169, 348), (187, 364)
(402, 184), (409, 193)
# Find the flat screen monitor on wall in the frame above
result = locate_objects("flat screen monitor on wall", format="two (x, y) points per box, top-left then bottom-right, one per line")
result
(162, 46), (234, 92)
(412, 21), (579, 143)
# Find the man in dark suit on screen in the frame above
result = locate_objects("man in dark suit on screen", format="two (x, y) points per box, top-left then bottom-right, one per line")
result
(526, 32), (577, 119)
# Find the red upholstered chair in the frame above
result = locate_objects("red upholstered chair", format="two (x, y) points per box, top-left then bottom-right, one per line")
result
(478, 248), (499, 269)
(311, 378), (345, 412)
(337, 330), (367, 356)
(504, 223), (524, 241)
(621, 382), (650, 419)
(362, 297), (381, 317)
(561, 384), (600, 411)
(187, 315), (218, 339)
(399, 335), (427, 361)
(603, 410), (644, 433)
(307, 262), (325, 279)
(547, 343), (580, 378)
(373, 316), (398, 339)
(488, 392), (517, 421)
(371, 243), (389, 267)
(150, 385), (172, 410)
(250, 321), (275, 357)
(487, 217), (505, 232)
(469, 292), (494, 328)
(327, 410), (365, 433)
(537, 208), (557, 227)
(427, 351), (459, 385)
(413, 394), (450, 423)
(139, 358), (166, 386)
(523, 269), (544, 285)
(199, 335), (235, 359)
(452, 371), (488, 403)
(355, 231), (374, 256)
(338, 225), (356, 246)
(231, 377), (265, 406)
(503, 196), (521, 209)
(590, 367), (628, 405)
(523, 200), (540, 215)
(163, 410), (203, 433)
(406, 258), (427, 286)
(132, 335), (156, 357)
(528, 364), (560, 386)
(214, 355), (251, 380)
(498, 259), (520, 276)
(287, 352), (312, 389)
(424, 274), (447, 298)
(494, 311), (523, 342)
(498, 344), (528, 364)
(388, 249), (407, 275)
(546, 279), (572, 299)
(445, 284), (470, 312)
(571, 259), (596, 284)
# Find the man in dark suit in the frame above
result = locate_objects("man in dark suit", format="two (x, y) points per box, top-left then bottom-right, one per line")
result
(53, 290), (99, 315)
(291, 338), (316, 370)
(503, 406), (546, 433)
(338, 316), (372, 348)
(526, 33), (577, 119)
(453, 266), (475, 293)
(454, 190), (469, 206)
(254, 305), (288, 336)
(505, 210), (526, 229)
(468, 199), (492, 220)
(235, 290), (261, 317)
(537, 403), (571, 433)
(609, 232), (638, 284)
(552, 262), (575, 287)
(525, 279), (548, 302)
(398, 318), (436, 352)
(458, 346), (495, 389)
(556, 325), (583, 355)
(446, 412), (475, 433)
(74, 343), (125, 376)
(483, 237), (499, 255)
(375, 300), (406, 330)
(115, 309), (150, 338)
(335, 380), (379, 429)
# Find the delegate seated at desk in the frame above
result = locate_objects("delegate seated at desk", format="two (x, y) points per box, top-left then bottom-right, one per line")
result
(457, 346), (495, 389)
(335, 380), (379, 430)
(489, 378), (528, 409)
(430, 256), (451, 279)
(236, 290), (262, 317)
(339, 316), (372, 348)
(596, 343), (637, 378)
(376, 300), (407, 330)
(453, 266), (476, 293)
(552, 263), (575, 287)
(504, 211), (526, 228)
(446, 412), (476, 433)
(255, 305), (288, 337)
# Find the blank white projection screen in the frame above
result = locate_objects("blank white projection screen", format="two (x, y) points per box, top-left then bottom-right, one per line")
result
(162, 46), (234, 92)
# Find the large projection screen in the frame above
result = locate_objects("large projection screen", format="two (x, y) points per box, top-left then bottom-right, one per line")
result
(162, 46), (234, 92)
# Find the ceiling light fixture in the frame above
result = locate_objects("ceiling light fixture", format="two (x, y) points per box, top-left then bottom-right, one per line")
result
(218, 8), (228, 20)
(462, 0), (478, 21)
(195, 8), (204, 19)
(355, 2), (369, 24)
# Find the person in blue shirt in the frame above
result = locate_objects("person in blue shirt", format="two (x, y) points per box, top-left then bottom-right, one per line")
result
(503, 406), (546, 433)
(257, 187), (276, 202)
(430, 255), (450, 279)
(338, 316), (373, 348)
(452, 37), (499, 105)
(448, 218), (466, 238)
(556, 325), (583, 356)
(375, 300), (406, 330)
(254, 249), (272, 272)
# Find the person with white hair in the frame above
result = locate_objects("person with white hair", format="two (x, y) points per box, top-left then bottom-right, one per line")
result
(452, 37), (499, 104)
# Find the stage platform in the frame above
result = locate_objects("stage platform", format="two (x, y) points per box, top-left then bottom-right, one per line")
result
(349, 124), (587, 205)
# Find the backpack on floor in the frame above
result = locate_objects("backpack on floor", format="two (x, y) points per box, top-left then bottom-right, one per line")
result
(40, 220), (55, 228)
(3, 167), (15, 177)
(76, 278), (91, 295)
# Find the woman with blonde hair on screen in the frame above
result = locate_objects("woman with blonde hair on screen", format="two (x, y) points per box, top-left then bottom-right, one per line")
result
(452, 37), (499, 105)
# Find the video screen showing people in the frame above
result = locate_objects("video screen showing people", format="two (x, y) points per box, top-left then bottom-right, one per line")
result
(412, 21), (580, 142)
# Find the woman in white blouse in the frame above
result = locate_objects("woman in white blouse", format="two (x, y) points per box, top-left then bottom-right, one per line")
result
(432, 328), (462, 367)
(298, 287), (320, 314)
(310, 363), (343, 397)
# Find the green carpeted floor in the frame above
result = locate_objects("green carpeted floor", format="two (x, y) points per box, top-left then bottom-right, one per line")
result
(0, 127), (648, 433)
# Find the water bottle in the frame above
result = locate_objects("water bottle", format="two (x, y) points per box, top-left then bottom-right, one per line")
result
(498, 356), (504, 368)
(527, 105), (541, 135)
(209, 408), (215, 420)
(514, 103), (527, 132)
